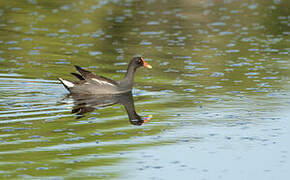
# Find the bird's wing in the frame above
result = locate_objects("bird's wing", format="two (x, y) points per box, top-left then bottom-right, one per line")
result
(74, 65), (118, 86)
(71, 73), (85, 80)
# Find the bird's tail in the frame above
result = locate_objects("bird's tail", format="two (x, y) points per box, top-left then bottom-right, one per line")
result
(58, 78), (74, 90)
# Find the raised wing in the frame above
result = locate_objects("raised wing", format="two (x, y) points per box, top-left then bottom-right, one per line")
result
(74, 65), (118, 86)
(71, 72), (85, 80)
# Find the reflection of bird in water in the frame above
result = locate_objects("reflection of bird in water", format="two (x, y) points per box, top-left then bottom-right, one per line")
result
(58, 57), (152, 94)
(70, 91), (152, 126)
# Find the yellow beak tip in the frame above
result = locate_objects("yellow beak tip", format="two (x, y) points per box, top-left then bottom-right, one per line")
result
(147, 65), (152, 69)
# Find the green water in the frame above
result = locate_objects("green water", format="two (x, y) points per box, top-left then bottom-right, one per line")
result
(0, 0), (289, 179)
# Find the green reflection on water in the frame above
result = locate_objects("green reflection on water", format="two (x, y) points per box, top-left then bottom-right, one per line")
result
(0, 0), (289, 179)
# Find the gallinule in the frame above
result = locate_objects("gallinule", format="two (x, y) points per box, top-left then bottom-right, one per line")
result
(58, 57), (152, 94)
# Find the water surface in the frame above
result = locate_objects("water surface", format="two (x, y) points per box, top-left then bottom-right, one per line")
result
(0, 0), (289, 179)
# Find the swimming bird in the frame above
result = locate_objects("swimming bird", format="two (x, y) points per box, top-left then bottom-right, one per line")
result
(58, 57), (152, 94)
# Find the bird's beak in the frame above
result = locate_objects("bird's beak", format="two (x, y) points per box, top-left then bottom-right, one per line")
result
(143, 115), (152, 123)
(143, 61), (152, 69)
(141, 115), (153, 125)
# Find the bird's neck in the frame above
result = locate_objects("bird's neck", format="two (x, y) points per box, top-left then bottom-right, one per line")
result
(120, 63), (137, 88)
(119, 92), (142, 125)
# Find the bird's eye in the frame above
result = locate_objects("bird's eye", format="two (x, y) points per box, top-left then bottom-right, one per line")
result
(138, 59), (143, 64)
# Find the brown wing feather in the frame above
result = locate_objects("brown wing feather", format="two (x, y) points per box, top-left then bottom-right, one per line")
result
(71, 72), (85, 80)
(74, 65), (118, 85)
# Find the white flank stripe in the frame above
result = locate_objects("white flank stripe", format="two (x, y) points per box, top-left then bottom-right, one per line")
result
(92, 78), (114, 86)
(59, 78), (74, 87)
